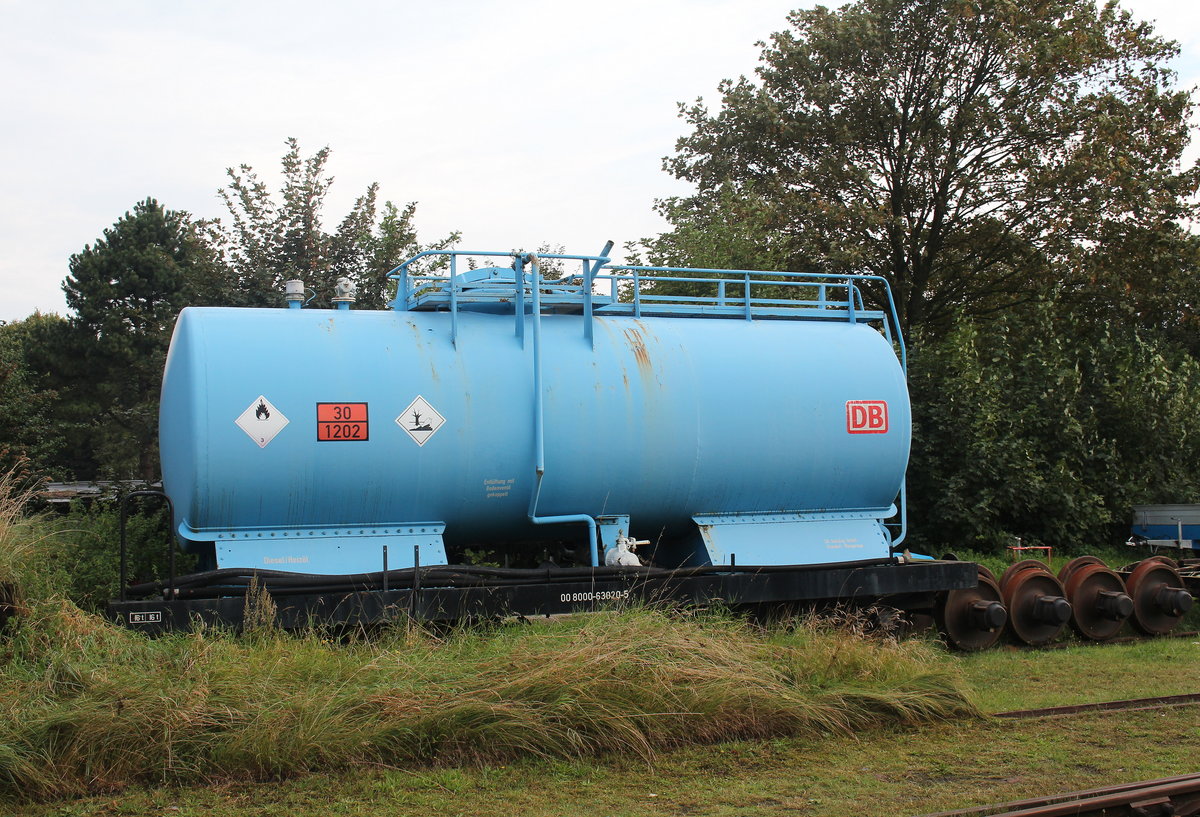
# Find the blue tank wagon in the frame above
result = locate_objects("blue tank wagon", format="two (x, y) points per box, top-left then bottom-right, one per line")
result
(108, 245), (1112, 649)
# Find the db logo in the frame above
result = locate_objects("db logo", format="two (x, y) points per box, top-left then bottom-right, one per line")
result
(846, 400), (889, 434)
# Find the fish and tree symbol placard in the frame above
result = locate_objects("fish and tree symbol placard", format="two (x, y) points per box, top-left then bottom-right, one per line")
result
(397, 396), (445, 446)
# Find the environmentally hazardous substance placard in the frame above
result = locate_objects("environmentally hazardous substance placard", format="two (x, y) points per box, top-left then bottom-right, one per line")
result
(317, 403), (369, 441)
(236, 395), (289, 448)
(397, 396), (444, 446)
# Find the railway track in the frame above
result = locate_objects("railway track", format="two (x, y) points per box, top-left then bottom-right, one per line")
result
(912, 772), (1200, 816)
(993, 693), (1200, 720)
(908, 696), (1200, 815)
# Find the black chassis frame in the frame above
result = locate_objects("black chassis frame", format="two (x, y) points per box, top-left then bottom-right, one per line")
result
(106, 559), (977, 633)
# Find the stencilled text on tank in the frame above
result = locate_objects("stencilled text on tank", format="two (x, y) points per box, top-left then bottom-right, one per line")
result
(823, 538), (863, 549)
(484, 478), (515, 499)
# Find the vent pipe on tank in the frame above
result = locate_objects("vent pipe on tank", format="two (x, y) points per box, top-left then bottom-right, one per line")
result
(284, 279), (305, 309)
(332, 277), (357, 310)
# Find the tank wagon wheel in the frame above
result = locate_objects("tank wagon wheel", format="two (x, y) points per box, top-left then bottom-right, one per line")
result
(1057, 556), (1105, 587)
(999, 559), (1053, 594)
(1002, 567), (1072, 647)
(1126, 559), (1194, 636)
(1062, 563), (1133, 641)
(935, 566), (1007, 652)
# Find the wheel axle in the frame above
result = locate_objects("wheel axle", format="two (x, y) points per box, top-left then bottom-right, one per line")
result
(1154, 586), (1193, 618)
(1033, 595), (1071, 625)
(969, 599), (1007, 630)
(1095, 589), (1134, 621)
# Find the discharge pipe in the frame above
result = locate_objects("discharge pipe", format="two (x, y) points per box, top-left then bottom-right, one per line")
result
(523, 252), (600, 566)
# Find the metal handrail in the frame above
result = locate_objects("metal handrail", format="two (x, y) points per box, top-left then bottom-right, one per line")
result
(388, 252), (904, 368)
(522, 253), (600, 565)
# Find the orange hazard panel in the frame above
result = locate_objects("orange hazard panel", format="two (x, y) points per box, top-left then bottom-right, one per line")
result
(317, 403), (369, 441)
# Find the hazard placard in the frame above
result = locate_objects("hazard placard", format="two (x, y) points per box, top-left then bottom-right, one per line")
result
(317, 403), (369, 441)
(397, 396), (444, 446)
(235, 395), (289, 448)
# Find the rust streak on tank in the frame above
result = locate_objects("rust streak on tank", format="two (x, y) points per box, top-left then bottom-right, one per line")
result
(623, 326), (653, 374)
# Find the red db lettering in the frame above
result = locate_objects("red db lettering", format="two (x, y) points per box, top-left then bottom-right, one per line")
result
(846, 401), (889, 434)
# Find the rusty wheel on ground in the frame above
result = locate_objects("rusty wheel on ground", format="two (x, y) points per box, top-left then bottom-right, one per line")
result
(936, 566), (1007, 652)
(1002, 568), (1072, 647)
(1126, 559), (1193, 635)
(1057, 556), (1105, 588)
(999, 559), (1053, 594)
(1063, 563), (1132, 641)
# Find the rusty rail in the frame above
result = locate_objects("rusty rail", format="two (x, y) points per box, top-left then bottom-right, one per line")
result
(994, 692), (1200, 720)
(913, 772), (1200, 816)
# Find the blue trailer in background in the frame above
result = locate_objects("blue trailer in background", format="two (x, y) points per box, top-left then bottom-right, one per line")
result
(1130, 505), (1200, 552)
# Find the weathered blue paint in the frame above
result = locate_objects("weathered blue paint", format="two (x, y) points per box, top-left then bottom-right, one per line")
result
(159, 251), (912, 574)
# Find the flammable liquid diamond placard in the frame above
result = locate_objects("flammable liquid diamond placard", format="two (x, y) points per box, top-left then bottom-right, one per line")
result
(235, 395), (289, 448)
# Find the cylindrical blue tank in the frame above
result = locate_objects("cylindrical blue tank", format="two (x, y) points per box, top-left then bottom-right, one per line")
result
(159, 302), (910, 573)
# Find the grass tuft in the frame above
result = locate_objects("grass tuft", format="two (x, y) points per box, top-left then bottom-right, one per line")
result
(0, 604), (977, 802)
(0, 478), (977, 803)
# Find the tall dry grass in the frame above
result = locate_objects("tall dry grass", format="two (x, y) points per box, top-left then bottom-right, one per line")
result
(0, 466), (56, 623)
(0, 603), (977, 802)
(0, 473), (977, 803)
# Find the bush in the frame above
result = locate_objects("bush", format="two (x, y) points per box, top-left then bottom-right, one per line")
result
(48, 497), (194, 612)
(0, 477), (192, 613)
(907, 300), (1200, 555)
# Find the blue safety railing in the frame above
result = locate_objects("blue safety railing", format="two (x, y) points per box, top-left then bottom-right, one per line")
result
(386, 246), (907, 369)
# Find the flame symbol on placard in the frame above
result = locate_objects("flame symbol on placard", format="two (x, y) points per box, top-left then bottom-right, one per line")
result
(255, 400), (270, 421)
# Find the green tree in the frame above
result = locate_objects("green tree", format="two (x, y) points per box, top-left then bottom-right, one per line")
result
(1072, 222), (1200, 354)
(653, 0), (1199, 332)
(57, 199), (226, 480)
(629, 187), (788, 272)
(0, 314), (64, 478)
(218, 138), (458, 309)
(906, 300), (1200, 554)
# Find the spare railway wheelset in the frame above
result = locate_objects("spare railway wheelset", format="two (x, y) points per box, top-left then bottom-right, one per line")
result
(933, 555), (1195, 651)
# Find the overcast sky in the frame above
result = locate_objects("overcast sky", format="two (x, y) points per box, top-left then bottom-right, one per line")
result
(2, 0), (1198, 323)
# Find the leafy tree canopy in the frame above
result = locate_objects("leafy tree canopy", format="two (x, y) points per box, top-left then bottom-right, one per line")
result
(218, 138), (458, 309)
(907, 298), (1200, 553)
(650, 0), (1199, 332)
(0, 314), (65, 478)
(56, 198), (225, 479)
